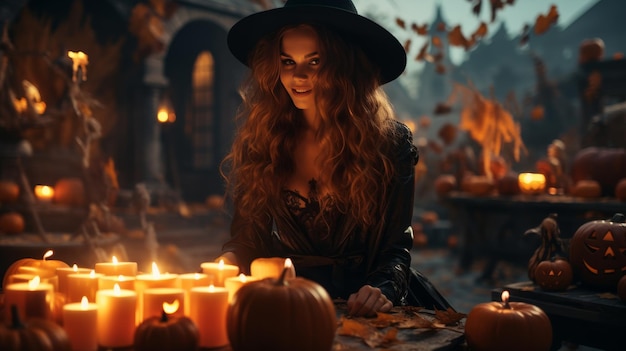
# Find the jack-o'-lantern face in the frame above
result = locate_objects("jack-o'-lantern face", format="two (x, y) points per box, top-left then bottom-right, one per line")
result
(570, 213), (626, 288)
(535, 259), (573, 291)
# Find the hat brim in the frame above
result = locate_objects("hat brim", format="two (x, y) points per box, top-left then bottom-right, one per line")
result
(227, 5), (406, 84)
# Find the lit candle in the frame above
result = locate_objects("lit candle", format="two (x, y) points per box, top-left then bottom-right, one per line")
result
(250, 257), (296, 279)
(179, 273), (211, 316)
(66, 270), (103, 303)
(67, 50), (89, 82)
(518, 173), (546, 195)
(96, 284), (137, 348)
(34, 185), (54, 202)
(63, 296), (98, 351)
(3, 276), (54, 322)
(143, 288), (185, 320)
(98, 274), (136, 290)
(95, 256), (138, 276)
(57, 264), (92, 297)
(14, 267), (58, 291)
(224, 273), (259, 302)
(135, 262), (179, 323)
(200, 259), (239, 287)
(190, 285), (229, 348)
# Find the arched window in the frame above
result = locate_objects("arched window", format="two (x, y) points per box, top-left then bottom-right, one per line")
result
(189, 50), (215, 169)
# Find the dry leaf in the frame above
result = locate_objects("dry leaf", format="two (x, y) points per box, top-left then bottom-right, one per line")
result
(397, 313), (434, 329)
(448, 25), (469, 48)
(534, 5), (559, 35)
(411, 23), (428, 36)
(415, 42), (431, 62)
(473, 22), (488, 39)
(434, 307), (467, 325)
(403, 39), (411, 53)
(396, 17), (406, 29)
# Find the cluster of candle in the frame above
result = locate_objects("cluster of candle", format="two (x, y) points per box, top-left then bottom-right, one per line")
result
(2, 252), (294, 350)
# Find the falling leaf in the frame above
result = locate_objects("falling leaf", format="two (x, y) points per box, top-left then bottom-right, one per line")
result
(415, 42), (431, 62)
(530, 105), (545, 121)
(448, 25), (469, 48)
(473, 22), (488, 39)
(433, 102), (452, 115)
(411, 23), (428, 35)
(403, 39), (411, 53)
(534, 5), (559, 35)
(395, 17), (406, 29)
(434, 307), (467, 325)
(490, 0), (505, 22)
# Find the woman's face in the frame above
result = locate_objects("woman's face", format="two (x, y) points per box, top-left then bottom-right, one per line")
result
(279, 26), (321, 112)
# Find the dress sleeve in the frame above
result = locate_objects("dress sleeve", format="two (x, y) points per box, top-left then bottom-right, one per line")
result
(367, 121), (419, 305)
(220, 205), (273, 274)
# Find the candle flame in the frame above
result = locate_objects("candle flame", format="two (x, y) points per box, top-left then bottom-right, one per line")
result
(284, 258), (293, 269)
(81, 296), (89, 309)
(501, 290), (510, 304)
(194, 273), (201, 280)
(118, 275), (124, 280)
(151, 262), (161, 277)
(114, 283), (121, 295)
(89, 270), (96, 278)
(43, 250), (53, 261)
(72, 264), (78, 271)
(34, 185), (54, 200)
(218, 259), (224, 269)
(238, 273), (247, 283)
(28, 276), (41, 290)
(163, 299), (180, 314)
(112, 256), (118, 264)
(208, 284), (215, 292)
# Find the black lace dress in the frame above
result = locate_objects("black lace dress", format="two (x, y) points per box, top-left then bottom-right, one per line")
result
(222, 120), (452, 309)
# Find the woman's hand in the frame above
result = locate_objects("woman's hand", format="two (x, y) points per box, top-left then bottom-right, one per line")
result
(346, 285), (392, 317)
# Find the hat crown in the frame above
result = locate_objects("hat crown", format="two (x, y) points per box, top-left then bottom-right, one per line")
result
(284, 0), (357, 13)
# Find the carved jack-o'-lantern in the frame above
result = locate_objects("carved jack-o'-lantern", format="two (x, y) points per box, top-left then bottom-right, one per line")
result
(534, 258), (573, 291)
(569, 213), (626, 288)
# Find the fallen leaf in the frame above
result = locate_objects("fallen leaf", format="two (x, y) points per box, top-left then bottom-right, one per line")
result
(397, 313), (434, 329)
(412, 23), (428, 36)
(396, 17), (406, 29)
(434, 307), (467, 325)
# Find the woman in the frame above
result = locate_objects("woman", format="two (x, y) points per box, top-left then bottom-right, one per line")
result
(218, 0), (451, 317)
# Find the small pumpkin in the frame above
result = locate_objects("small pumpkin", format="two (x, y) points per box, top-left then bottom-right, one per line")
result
(461, 175), (494, 196)
(0, 304), (72, 351)
(496, 171), (520, 196)
(53, 178), (85, 206)
(570, 147), (626, 196)
(569, 213), (626, 288)
(0, 180), (20, 203)
(2, 256), (69, 291)
(571, 180), (601, 198)
(534, 257), (573, 291)
(0, 212), (25, 235)
(134, 310), (199, 351)
(617, 275), (626, 303)
(227, 268), (337, 351)
(465, 291), (552, 351)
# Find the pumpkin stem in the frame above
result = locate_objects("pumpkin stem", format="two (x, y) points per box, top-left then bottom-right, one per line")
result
(612, 213), (625, 223)
(160, 310), (169, 323)
(10, 304), (25, 329)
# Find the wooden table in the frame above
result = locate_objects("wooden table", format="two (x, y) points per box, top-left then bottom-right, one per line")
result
(443, 192), (625, 280)
(492, 281), (626, 351)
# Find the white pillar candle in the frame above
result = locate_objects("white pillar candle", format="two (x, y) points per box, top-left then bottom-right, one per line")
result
(96, 284), (137, 348)
(94, 256), (137, 276)
(200, 260), (239, 287)
(143, 288), (185, 321)
(57, 265), (91, 297)
(190, 285), (229, 348)
(224, 273), (259, 302)
(66, 270), (104, 303)
(63, 296), (98, 351)
(179, 273), (211, 316)
(3, 277), (54, 322)
(98, 275), (135, 291)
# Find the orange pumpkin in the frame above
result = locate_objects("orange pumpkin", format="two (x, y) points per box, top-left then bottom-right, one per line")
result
(465, 292), (552, 351)
(0, 304), (72, 351)
(569, 213), (626, 288)
(615, 178), (626, 201)
(53, 178), (85, 206)
(461, 175), (495, 196)
(496, 172), (520, 196)
(571, 147), (626, 196)
(134, 311), (199, 351)
(0, 212), (25, 235)
(534, 258), (573, 291)
(0, 180), (20, 203)
(227, 268), (336, 351)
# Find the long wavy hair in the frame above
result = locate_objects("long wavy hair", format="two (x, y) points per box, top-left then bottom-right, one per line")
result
(221, 23), (398, 228)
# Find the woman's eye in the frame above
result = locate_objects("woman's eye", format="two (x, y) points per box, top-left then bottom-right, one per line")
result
(310, 58), (320, 65)
(281, 59), (294, 66)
